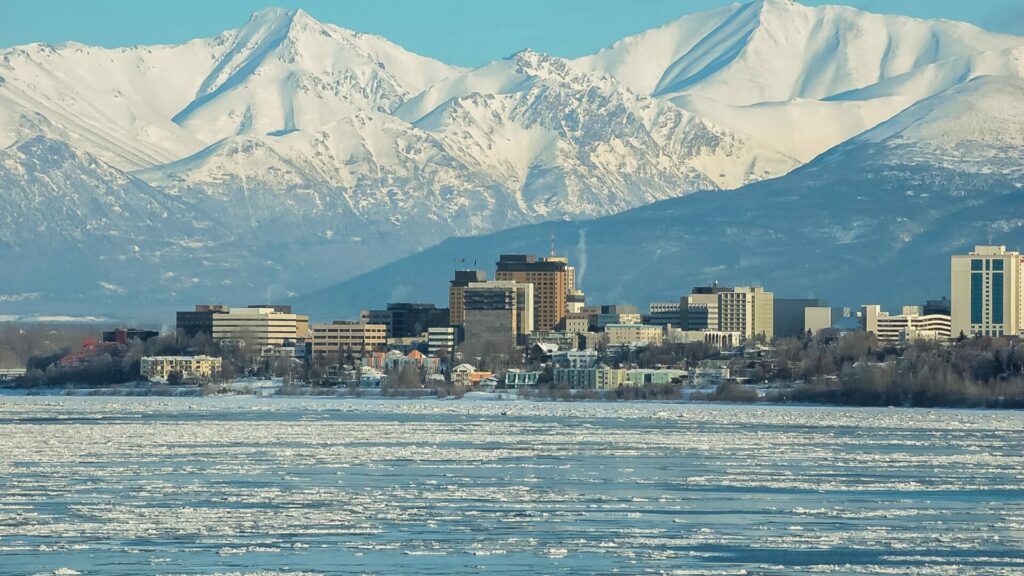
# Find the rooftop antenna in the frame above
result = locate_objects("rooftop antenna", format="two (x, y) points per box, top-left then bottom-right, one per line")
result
(550, 233), (556, 257)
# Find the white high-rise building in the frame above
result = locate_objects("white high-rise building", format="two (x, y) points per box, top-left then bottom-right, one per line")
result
(951, 246), (1023, 338)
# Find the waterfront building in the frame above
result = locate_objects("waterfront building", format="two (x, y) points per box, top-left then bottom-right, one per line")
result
(951, 245), (1023, 337)
(176, 304), (229, 338)
(140, 355), (221, 382)
(311, 321), (387, 357)
(553, 364), (627, 390)
(505, 370), (542, 387)
(625, 368), (685, 386)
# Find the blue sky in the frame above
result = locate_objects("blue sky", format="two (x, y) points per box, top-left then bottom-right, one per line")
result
(1, 0), (1022, 67)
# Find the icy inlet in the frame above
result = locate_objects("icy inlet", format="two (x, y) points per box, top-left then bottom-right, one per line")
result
(1, 397), (1023, 575)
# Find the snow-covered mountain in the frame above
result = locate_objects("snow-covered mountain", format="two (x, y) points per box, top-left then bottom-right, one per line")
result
(297, 75), (1024, 318)
(574, 0), (1024, 162)
(1, 0), (1022, 317)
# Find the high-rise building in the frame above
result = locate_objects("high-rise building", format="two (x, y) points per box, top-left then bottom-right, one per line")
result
(680, 285), (773, 340)
(495, 254), (573, 331)
(362, 303), (450, 338)
(951, 246), (1023, 337)
(311, 321), (387, 358)
(463, 280), (534, 351)
(680, 285), (730, 331)
(449, 270), (488, 326)
(176, 304), (229, 337)
(212, 307), (307, 347)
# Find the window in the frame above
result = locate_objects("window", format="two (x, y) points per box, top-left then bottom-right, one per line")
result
(971, 273), (984, 324)
(971, 259), (984, 271)
(993, 259), (1004, 271)
(993, 273), (1004, 324)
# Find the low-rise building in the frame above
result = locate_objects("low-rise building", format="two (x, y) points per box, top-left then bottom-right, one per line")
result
(141, 355), (222, 382)
(311, 321), (387, 357)
(427, 327), (457, 357)
(553, 364), (628, 390)
(648, 302), (682, 327)
(505, 370), (542, 387)
(862, 305), (952, 343)
(550, 349), (599, 369)
(605, 324), (663, 347)
(625, 368), (685, 386)
(213, 306), (308, 348)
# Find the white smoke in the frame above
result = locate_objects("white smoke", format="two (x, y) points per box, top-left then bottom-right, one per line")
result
(575, 228), (588, 287)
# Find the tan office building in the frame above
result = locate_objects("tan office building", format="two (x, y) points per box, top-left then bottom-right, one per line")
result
(212, 307), (307, 347)
(718, 286), (774, 340)
(495, 254), (573, 331)
(605, 324), (664, 346)
(311, 322), (387, 357)
(951, 245), (1023, 338)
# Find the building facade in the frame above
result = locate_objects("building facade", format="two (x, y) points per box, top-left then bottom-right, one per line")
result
(427, 326), (457, 357)
(449, 270), (488, 326)
(495, 254), (573, 331)
(311, 322), (387, 357)
(862, 305), (952, 343)
(463, 280), (534, 351)
(605, 324), (664, 347)
(141, 355), (222, 382)
(176, 304), (229, 338)
(363, 303), (449, 338)
(951, 245), (1023, 338)
(212, 307), (307, 347)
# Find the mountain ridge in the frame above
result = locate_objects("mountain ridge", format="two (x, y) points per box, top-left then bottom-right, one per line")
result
(0, 1), (1022, 318)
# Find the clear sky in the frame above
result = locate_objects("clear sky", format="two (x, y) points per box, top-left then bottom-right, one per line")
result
(1, 0), (1022, 67)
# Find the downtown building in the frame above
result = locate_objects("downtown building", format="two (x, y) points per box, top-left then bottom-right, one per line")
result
(951, 245), (1023, 338)
(494, 254), (576, 331)
(310, 321), (388, 358)
(462, 280), (534, 352)
(362, 303), (450, 338)
(212, 306), (309, 348)
(449, 270), (488, 327)
(681, 285), (774, 340)
(862, 305), (951, 343)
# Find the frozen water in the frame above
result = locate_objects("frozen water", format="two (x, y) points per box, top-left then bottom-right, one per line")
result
(1, 397), (1023, 575)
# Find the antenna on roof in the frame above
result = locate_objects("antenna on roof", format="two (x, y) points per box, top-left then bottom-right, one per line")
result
(550, 233), (556, 257)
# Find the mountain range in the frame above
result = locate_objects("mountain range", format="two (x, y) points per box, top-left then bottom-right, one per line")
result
(1, 0), (1022, 320)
